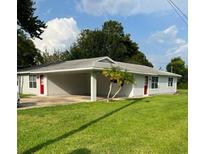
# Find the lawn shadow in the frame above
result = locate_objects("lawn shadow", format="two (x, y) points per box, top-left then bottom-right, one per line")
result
(18, 102), (37, 108)
(23, 98), (142, 154)
(69, 148), (91, 154)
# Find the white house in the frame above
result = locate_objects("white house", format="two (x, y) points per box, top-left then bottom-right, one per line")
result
(17, 56), (181, 101)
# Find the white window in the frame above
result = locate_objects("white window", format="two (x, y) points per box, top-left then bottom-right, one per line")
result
(168, 77), (173, 87)
(29, 75), (37, 88)
(151, 77), (158, 89)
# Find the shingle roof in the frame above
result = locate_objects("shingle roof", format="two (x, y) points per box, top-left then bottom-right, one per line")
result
(17, 56), (181, 77)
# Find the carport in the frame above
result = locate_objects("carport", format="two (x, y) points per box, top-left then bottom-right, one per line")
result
(45, 70), (133, 101)
(46, 71), (98, 101)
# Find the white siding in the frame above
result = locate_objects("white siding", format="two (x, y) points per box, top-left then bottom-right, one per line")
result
(132, 75), (177, 97)
(47, 73), (90, 96)
(18, 74), (39, 95)
(149, 76), (177, 95)
(132, 74), (145, 97)
(18, 72), (178, 97)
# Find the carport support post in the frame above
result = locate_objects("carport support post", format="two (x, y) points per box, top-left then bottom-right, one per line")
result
(90, 72), (97, 101)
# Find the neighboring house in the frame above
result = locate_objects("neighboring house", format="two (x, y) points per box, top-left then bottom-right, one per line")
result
(17, 56), (181, 101)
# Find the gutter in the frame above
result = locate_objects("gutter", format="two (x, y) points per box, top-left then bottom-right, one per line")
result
(17, 67), (94, 74)
(17, 66), (181, 77)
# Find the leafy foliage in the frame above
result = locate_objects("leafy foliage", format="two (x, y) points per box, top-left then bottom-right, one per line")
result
(69, 20), (153, 67)
(102, 67), (135, 101)
(166, 57), (186, 75)
(41, 51), (71, 65)
(102, 68), (134, 86)
(17, 0), (47, 39)
(178, 82), (188, 89)
(17, 30), (43, 69)
(124, 52), (153, 67)
(166, 57), (188, 88)
(102, 20), (124, 36)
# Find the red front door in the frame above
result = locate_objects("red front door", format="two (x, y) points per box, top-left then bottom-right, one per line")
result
(144, 76), (148, 95)
(40, 75), (44, 94)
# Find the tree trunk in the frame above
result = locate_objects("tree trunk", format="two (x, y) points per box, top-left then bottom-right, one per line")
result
(111, 86), (122, 99)
(107, 82), (113, 102)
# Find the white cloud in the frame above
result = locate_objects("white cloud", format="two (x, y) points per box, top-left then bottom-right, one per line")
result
(144, 25), (187, 68)
(76, 0), (187, 16)
(149, 25), (187, 57)
(175, 38), (186, 45)
(166, 44), (188, 56)
(149, 25), (178, 44)
(33, 17), (80, 53)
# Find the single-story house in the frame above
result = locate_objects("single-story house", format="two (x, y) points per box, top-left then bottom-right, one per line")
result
(17, 56), (181, 101)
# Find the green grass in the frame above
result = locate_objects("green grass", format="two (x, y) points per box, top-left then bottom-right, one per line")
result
(19, 93), (35, 98)
(18, 90), (188, 154)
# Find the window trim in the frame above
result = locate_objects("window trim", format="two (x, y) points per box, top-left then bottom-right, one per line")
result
(151, 76), (158, 89)
(168, 77), (174, 87)
(29, 75), (37, 88)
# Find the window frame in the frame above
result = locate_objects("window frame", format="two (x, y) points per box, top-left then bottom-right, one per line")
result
(151, 76), (158, 89)
(29, 75), (37, 88)
(168, 77), (174, 87)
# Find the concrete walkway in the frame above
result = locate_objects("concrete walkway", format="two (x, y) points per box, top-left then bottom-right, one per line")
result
(18, 95), (143, 110)
(18, 95), (97, 109)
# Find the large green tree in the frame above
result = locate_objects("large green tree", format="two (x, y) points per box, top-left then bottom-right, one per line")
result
(124, 52), (153, 67)
(69, 20), (153, 67)
(17, 0), (47, 39)
(166, 57), (188, 88)
(41, 51), (71, 65)
(17, 30), (43, 69)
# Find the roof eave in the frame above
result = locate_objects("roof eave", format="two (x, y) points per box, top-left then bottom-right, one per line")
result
(17, 67), (95, 74)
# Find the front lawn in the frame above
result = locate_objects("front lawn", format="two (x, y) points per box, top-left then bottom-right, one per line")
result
(19, 93), (35, 98)
(18, 90), (188, 154)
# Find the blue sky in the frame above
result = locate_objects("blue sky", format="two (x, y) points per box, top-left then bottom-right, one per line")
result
(33, 0), (188, 69)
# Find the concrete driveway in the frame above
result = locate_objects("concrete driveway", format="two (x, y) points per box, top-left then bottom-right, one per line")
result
(18, 95), (96, 109)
